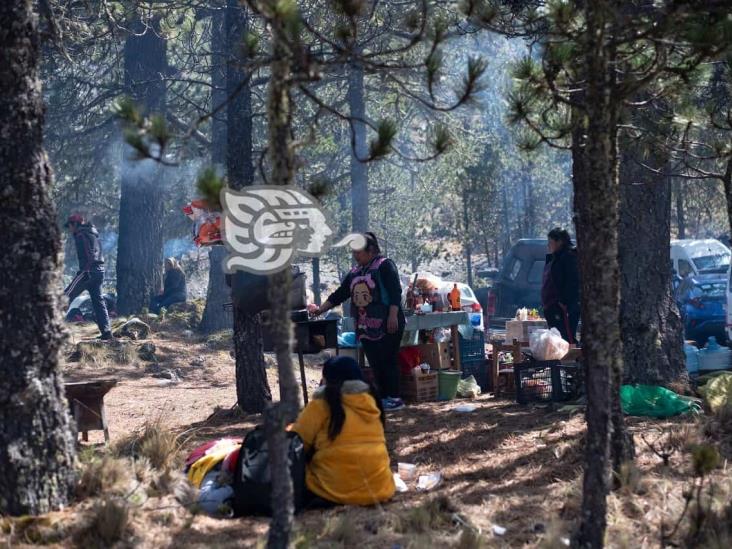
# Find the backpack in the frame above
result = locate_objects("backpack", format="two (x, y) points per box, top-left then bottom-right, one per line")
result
(231, 427), (306, 516)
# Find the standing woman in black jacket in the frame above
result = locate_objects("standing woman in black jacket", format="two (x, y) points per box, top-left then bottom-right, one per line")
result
(312, 233), (406, 411)
(541, 228), (581, 344)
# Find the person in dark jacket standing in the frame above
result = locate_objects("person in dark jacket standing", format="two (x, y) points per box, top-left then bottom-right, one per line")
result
(150, 258), (188, 314)
(541, 227), (581, 344)
(311, 233), (406, 411)
(64, 214), (113, 340)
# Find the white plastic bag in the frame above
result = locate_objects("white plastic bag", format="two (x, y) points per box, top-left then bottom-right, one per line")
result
(529, 328), (569, 361)
(457, 375), (481, 398)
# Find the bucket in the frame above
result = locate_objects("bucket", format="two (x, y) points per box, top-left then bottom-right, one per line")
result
(438, 370), (461, 401)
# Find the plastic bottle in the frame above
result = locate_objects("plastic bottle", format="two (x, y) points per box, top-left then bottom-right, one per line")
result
(449, 284), (461, 311)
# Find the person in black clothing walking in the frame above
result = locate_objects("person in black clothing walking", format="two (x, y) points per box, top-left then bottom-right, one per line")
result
(311, 233), (406, 411)
(64, 214), (113, 340)
(541, 227), (581, 344)
(150, 258), (188, 314)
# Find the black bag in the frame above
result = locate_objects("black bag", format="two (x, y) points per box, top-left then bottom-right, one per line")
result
(231, 427), (307, 516)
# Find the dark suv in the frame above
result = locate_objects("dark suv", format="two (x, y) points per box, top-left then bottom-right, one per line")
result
(485, 239), (547, 319)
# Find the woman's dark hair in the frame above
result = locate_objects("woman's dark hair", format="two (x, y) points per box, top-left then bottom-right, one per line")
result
(321, 356), (385, 440)
(363, 232), (381, 255)
(548, 227), (573, 248)
(324, 381), (385, 440)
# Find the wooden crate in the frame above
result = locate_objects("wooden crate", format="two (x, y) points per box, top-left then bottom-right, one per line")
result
(401, 372), (438, 402)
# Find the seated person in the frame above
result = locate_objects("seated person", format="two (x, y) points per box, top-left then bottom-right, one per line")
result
(292, 356), (395, 506)
(150, 257), (187, 314)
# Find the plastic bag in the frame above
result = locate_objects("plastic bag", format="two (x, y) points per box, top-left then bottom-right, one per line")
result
(529, 328), (569, 361)
(620, 385), (701, 418)
(699, 372), (732, 413)
(457, 375), (481, 398)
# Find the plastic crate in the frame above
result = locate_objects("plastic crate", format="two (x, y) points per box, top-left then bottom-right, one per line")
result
(461, 358), (488, 391)
(401, 372), (438, 403)
(459, 330), (486, 363)
(514, 361), (582, 404)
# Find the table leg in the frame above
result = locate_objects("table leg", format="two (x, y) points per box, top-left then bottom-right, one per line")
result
(298, 349), (309, 405)
(491, 345), (499, 395)
(101, 402), (110, 445)
(451, 325), (461, 371)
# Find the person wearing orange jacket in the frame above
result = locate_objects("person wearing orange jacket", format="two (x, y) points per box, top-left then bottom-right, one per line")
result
(292, 356), (395, 506)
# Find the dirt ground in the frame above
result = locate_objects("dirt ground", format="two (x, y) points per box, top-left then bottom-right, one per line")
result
(2, 320), (731, 548)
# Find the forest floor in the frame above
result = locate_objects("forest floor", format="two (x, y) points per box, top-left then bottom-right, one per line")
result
(2, 317), (731, 548)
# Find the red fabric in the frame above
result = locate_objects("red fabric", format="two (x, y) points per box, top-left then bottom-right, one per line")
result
(185, 440), (220, 469)
(398, 347), (421, 375)
(222, 447), (240, 474)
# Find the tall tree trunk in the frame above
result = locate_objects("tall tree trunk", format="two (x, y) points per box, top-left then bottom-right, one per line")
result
(226, 0), (271, 413)
(200, 245), (233, 333)
(576, 2), (622, 543)
(0, 0), (76, 515)
(501, 187), (511, 255)
(619, 149), (686, 385)
(211, 3), (227, 172)
(200, 5), (233, 334)
(722, 158), (732, 246)
(264, 8), (301, 547)
(116, 14), (167, 315)
(463, 189), (474, 288)
(675, 180), (686, 239)
(526, 172), (535, 237)
(349, 60), (369, 233)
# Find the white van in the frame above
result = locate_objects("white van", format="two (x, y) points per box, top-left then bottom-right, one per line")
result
(671, 239), (730, 278)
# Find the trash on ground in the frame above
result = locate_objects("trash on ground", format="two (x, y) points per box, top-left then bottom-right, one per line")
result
(492, 524), (507, 536)
(397, 462), (416, 481)
(620, 384), (702, 417)
(393, 473), (408, 493)
(457, 376), (481, 398)
(417, 472), (442, 491)
(454, 404), (477, 413)
(699, 371), (732, 413)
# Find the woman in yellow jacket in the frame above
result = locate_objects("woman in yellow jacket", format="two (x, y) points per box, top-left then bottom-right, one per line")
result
(293, 356), (395, 506)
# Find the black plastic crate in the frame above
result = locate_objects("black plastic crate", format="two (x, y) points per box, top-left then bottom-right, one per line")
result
(461, 358), (488, 391)
(514, 361), (582, 404)
(459, 330), (486, 363)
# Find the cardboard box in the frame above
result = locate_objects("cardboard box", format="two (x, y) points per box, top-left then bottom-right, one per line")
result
(505, 320), (547, 343)
(401, 371), (438, 402)
(417, 342), (450, 370)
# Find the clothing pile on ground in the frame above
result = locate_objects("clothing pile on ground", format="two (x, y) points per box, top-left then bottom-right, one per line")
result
(185, 438), (241, 516)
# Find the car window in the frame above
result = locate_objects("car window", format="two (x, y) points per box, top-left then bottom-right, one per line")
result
(678, 259), (694, 278)
(460, 286), (476, 300)
(507, 259), (522, 281)
(528, 260), (545, 284)
(692, 254), (730, 274)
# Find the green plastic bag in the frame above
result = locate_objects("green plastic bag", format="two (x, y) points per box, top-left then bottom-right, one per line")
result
(620, 385), (700, 418)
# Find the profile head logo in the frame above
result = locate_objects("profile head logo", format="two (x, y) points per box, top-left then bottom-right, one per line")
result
(221, 186), (366, 274)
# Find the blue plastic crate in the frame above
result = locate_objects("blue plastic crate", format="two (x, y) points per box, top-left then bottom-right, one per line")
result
(461, 358), (488, 391)
(459, 331), (486, 362)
